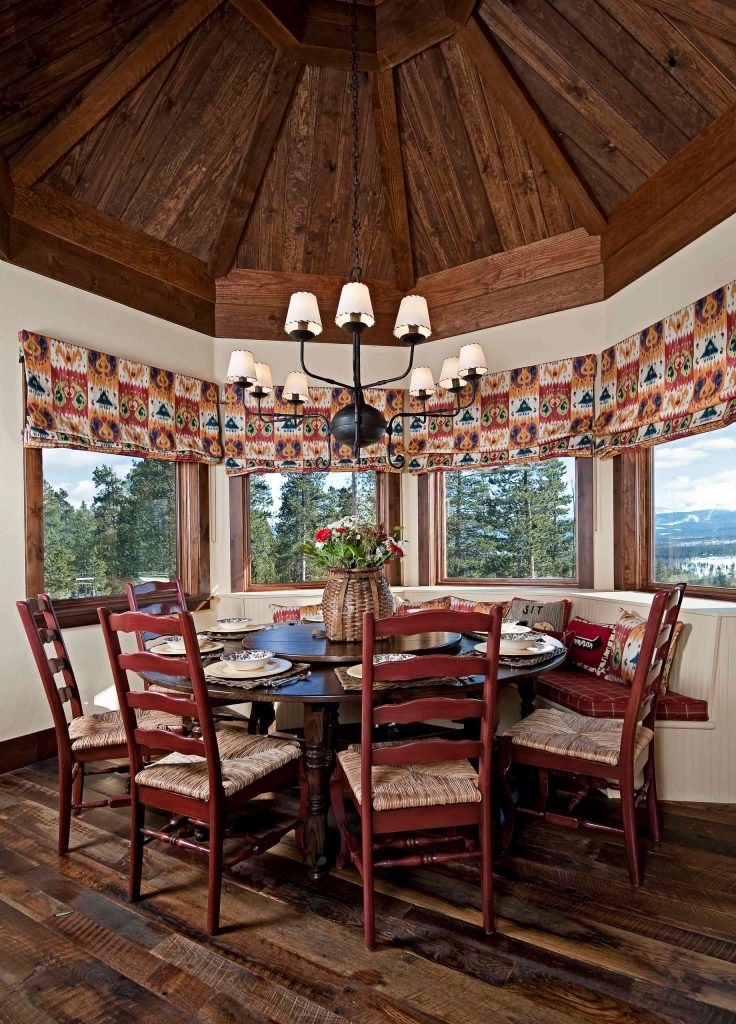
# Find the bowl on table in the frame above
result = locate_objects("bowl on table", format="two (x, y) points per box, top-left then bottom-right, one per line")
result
(346, 652), (417, 681)
(220, 648), (274, 672)
(214, 617), (253, 632)
(500, 630), (542, 651)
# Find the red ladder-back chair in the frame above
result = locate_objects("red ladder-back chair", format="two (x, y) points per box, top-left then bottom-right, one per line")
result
(498, 583), (686, 886)
(17, 595), (179, 854)
(99, 606), (303, 934)
(331, 606), (502, 949)
(125, 579), (187, 652)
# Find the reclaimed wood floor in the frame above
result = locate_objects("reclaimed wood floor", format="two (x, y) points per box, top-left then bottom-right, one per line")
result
(1, 759), (736, 1024)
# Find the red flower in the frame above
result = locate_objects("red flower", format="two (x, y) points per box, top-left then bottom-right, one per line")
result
(334, 527), (346, 534)
(314, 528), (332, 543)
(389, 542), (404, 557)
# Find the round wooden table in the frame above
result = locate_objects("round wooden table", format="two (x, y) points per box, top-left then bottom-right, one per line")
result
(241, 621), (463, 664)
(142, 628), (566, 879)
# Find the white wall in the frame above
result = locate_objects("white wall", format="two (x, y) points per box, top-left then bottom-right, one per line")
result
(0, 264), (216, 742)
(2, 209), (736, 780)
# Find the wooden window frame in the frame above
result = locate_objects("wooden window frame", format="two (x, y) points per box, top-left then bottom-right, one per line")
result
(230, 471), (401, 592)
(24, 448), (211, 626)
(424, 458), (593, 589)
(614, 447), (736, 602)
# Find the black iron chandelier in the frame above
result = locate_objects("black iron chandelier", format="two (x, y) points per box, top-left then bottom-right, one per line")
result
(225, 0), (489, 468)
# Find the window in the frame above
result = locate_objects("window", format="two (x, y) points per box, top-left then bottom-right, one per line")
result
(246, 471), (378, 585)
(438, 459), (580, 583)
(652, 424), (736, 591)
(41, 450), (176, 600)
(25, 448), (210, 623)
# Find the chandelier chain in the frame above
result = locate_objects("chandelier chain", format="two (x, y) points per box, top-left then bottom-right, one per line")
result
(350, 0), (362, 283)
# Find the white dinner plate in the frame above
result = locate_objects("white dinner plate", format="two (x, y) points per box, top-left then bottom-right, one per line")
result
(150, 638), (224, 656)
(206, 657), (292, 681)
(474, 639), (558, 658)
(207, 622), (269, 635)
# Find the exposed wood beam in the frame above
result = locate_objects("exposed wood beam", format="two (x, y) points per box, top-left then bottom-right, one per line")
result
(227, 0), (301, 56)
(603, 107), (736, 295)
(458, 15), (607, 236)
(11, 218), (214, 335)
(371, 69), (414, 292)
(0, 149), (13, 261)
(208, 52), (302, 278)
(216, 269), (406, 343)
(11, 0), (223, 189)
(13, 185), (214, 301)
(636, 0), (736, 45)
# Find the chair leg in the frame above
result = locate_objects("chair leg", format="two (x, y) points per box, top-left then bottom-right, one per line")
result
(620, 782), (642, 887)
(295, 761), (308, 857)
(207, 813), (224, 936)
(329, 769), (350, 870)
(362, 836), (375, 951)
(129, 795), (145, 903)
(645, 753), (661, 843)
(495, 736), (515, 852)
(72, 763), (84, 815)
(480, 804), (495, 935)
(58, 764), (73, 855)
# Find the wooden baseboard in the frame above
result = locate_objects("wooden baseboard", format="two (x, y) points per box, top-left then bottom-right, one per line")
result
(0, 727), (57, 774)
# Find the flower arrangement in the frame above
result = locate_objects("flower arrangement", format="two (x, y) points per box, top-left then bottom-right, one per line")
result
(301, 516), (405, 571)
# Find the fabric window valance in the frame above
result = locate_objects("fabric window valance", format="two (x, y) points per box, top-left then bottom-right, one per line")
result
(405, 354), (597, 472)
(222, 382), (403, 474)
(20, 331), (222, 463)
(594, 280), (736, 456)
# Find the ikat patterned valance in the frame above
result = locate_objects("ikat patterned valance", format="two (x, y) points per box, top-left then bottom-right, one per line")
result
(222, 382), (403, 474)
(20, 331), (222, 463)
(405, 355), (597, 472)
(594, 281), (736, 456)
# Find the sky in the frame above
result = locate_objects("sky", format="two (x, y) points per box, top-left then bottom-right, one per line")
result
(43, 449), (136, 507)
(652, 423), (736, 513)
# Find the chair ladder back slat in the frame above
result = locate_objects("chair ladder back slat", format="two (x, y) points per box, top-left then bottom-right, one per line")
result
(373, 696), (483, 726)
(17, 596), (84, 740)
(125, 579), (187, 652)
(372, 739), (483, 766)
(133, 727), (204, 758)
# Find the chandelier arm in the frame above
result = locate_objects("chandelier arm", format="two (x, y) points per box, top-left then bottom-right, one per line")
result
(298, 338), (350, 390)
(363, 341), (416, 389)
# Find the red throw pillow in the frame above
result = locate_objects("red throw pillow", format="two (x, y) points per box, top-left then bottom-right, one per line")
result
(565, 616), (614, 676)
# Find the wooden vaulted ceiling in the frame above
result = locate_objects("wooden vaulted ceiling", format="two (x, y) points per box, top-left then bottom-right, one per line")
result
(1, 0), (736, 343)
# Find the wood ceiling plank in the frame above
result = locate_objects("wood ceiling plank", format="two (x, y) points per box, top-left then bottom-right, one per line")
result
(500, 0), (691, 159)
(441, 35), (526, 250)
(596, 0), (736, 119)
(10, 218), (214, 334)
(371, 69), (413, 289)
(10, 0), (223, 188)
(0, 149), (12, 259)
(13, 183), (214, 299)
(669, 18), (736, 102)
(603, 105), (736, 259)
(207, 51), (301, 277)
(551, 0), (712, 140)
(559, 137), (629, 215)
(461, 16), (608, 234)
(0, 0), (102, 55)
(529, 149), (576, 237)
(402, 47), (502, 266)
(119, 10), (272, 253)
(636, 0), (736, 45)
(493, 102), (549, 243)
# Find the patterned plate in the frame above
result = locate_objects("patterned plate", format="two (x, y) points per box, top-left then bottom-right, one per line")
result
(205, 657), (292, 680)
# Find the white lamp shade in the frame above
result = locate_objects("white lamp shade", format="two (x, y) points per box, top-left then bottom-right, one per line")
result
(409, 366), (436, 397)
(255, 362), (273, 392)
(458, 343), (488, 377)
(439, 356), (460, 389)
(335, 282), (375, 328)
(393, 294), (431, 339)
(283, 371), (310, 403)
(285, 292), (322, 336)
(226, 349), (256, 383)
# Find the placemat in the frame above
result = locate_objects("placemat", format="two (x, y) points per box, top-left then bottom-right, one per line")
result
(464, 634), (567, 668)
(204, 661), (311, 693)
(336, 665), (473, 693)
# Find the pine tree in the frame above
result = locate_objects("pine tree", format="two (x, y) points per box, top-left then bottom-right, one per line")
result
(273, 473), (333, 583)
(42, 482), (78, 598)
(249, 475), (277, 584)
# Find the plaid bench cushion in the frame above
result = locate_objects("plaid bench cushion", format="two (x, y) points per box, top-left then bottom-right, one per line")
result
(535, 668), (708, 722)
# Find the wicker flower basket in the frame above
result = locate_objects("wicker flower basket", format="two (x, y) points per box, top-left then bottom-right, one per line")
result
(321, 567), (394, 641)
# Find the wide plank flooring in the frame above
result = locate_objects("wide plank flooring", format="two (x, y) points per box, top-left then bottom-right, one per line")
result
(1, 759), (736, 1023)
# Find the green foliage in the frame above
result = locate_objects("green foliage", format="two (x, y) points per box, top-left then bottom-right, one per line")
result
(43, 458), (176, 599)
(248, 472), (378, 584)
(444, 461), (575, 580)
(300, 517), (404, 571)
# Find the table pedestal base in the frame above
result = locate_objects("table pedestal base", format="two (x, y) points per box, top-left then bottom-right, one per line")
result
(299, 703), (339, 880)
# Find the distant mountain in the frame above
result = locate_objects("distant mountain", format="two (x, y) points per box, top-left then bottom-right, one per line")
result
(655, 508), (736, 543)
